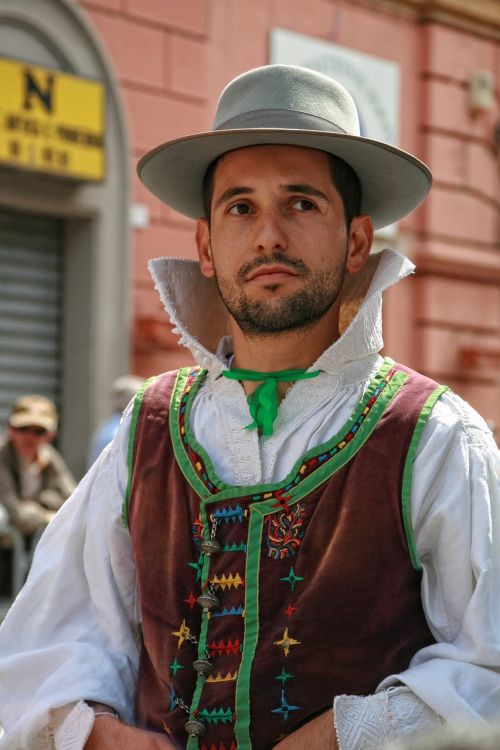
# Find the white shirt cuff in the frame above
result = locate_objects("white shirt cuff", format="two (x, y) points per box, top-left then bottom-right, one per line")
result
(334, 687), (444, 750)
(49, 702), (94, 750)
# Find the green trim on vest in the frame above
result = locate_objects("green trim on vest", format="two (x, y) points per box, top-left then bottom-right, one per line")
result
(169, 366), (224, 499)
(402, 385), (449, 571)
(121, 376), (157, 528)
(170, 357), (407, 507)
(234, 504), (265, 749)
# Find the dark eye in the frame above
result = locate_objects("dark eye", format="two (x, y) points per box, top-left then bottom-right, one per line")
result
(228, 203), (251, 215)
(293, 199), (315, 211)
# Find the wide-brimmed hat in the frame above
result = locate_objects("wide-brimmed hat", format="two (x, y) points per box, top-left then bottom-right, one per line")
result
(138, 64), (432, 229)
(9, 395), (57, 432)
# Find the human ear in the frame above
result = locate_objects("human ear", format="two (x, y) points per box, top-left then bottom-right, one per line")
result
(195, 218), (215, 278)
(346, 215), (374, 274)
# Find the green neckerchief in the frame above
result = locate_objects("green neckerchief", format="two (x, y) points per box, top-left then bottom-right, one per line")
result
(222, 367), (321, 436)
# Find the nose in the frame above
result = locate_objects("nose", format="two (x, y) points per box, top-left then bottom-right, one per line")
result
(254, 208), (288, 254)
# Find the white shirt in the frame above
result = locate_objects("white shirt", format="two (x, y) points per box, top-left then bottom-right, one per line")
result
(0, 250), (499, 749)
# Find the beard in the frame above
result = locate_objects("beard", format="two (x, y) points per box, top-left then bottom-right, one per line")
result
(213, 250), (348, 336)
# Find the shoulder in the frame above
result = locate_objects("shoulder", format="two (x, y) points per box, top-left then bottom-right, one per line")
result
(427, 389), (497, 456)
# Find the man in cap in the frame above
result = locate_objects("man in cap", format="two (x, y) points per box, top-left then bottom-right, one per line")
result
(0, 395), (75, 538)
(0, 65), (498, 750)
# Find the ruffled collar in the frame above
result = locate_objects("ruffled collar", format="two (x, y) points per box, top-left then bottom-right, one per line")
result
(148, 248), (414, 380)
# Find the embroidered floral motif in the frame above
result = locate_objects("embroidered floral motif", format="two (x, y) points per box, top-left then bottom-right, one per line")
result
(275, 667), (294, 685)
(271, 689), (301, 720)
(274, 627), (301, 657)
(168, 657), (184, 676)
(187, 553), (204, 580)
(192, 514), (204, 547)
(171, 619), (192, 649)
(200, 742), (236, 750)
(280, 566), (304, 591)
(183, 591), (197, 609)
(267, 503), (306, 560)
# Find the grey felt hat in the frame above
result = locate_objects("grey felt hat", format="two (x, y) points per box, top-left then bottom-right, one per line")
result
(137, 64), (432, 229)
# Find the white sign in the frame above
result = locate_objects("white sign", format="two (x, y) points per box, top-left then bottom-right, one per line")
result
(270, 29), (400, 236)
(270, 28), (400, 144)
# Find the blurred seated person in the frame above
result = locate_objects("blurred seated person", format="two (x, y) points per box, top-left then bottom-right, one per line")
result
(0, 395), (76, 538)
(87, 375), (143, 467)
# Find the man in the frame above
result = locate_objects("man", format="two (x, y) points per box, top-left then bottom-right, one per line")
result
(0, 65), (498, 750)
(0, 395), (75, 599)
(0, 395), (75, 537)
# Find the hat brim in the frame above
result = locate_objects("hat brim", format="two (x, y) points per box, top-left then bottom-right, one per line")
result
(137, 129), (432, 229)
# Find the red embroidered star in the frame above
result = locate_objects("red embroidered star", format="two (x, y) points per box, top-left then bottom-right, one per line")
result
(284, 603), (297, 618)
(271, 492), (292, 514)
(183, 591), (197, 609)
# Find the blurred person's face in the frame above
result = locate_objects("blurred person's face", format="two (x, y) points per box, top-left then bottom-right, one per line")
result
(9, 425), (54, 463)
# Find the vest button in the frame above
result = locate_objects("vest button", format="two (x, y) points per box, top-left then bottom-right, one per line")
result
(193, 657), (212, 677)
(201, 538), (222, 556)
(197, 590), (220, 612)
(184, 718), (206, 737)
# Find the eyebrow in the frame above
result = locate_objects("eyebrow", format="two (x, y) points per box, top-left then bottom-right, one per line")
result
(213, 182), (330, 210)
(214, 186), (253, 209)
(283, 183), (329, 201)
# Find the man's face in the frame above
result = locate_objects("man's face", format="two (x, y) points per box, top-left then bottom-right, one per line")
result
(196, 145), (371, 337)
(9, 425), (53, 463)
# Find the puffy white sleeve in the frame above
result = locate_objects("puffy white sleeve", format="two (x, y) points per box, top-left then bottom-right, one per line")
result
(0, 407), (139, 749)
(382, 391), (500, 719)
(335, 390), (500, 749)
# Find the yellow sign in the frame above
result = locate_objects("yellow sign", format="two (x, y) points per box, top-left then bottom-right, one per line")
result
(0, 58), (105, 181)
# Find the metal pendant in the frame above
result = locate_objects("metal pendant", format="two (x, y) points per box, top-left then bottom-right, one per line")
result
(184, 718), (206, 737)
(201, 538), (222, 556)
(193, 657), (212, 677)
(197, 590), (219, 612)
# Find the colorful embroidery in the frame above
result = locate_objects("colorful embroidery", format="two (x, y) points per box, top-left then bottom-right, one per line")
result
(274, 627), (301, 657)
(212, 605), (245, 618)
(197, 707), (234, 726)
(187, 553), (204, 580)
(212, 573), (244, 591)
(271, 689), (301, 721)
(171, 619), (192, 649)
(184, 591), (198, 609)
(280, 566), (304, 591)
(209, 638), (242, 656)
(201, 743), (236, 750)
(206, 671), (238, 683)
(176, 365), (397, 503)
(284, 603), (297, 618)
(275, 667), (294, 685)
(169, 657), (184, 676)
(192, 514), (204, 547)
(267, 503), (305, 560)
(222, 542), (247, 553)
(213, 505), (246, 524)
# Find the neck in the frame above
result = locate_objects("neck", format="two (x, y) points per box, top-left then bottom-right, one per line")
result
(229, 306), (340, 397)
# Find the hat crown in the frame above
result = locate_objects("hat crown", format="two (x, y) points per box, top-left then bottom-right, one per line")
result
(213, 64), (361, 136)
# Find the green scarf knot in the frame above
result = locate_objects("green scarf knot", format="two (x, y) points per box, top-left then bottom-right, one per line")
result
(222, 367), (321, 436)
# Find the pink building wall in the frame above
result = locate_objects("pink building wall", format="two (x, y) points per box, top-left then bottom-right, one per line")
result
(79, 0), (500, 428)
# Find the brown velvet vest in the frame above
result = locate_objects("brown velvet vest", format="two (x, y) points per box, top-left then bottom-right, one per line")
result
(126, 359), (445, 750)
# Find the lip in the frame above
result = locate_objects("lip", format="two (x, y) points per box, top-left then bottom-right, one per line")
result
(246, 265), (299, 282)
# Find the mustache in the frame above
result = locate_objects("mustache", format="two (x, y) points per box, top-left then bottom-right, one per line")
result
(237, 252), (309, 282)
